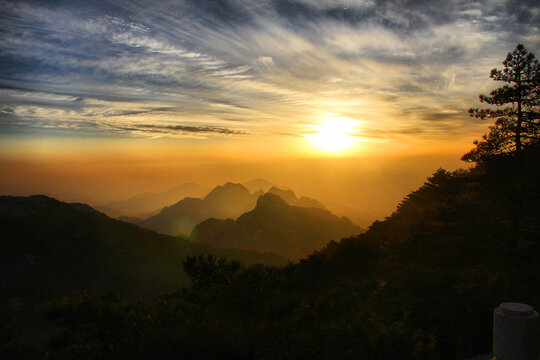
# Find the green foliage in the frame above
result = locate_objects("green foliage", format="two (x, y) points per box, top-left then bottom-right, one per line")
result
(182, 255), (242, 290)
(463, 44), (539, 162)
(43, 293), (153, 360)
(0, 312), (28, 360)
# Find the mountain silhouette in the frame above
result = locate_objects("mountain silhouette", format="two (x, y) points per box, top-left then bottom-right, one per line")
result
(192, 193), (363, 260)
(242, 178), (276, 193)
(267, 186), (326, 209)
(137, 182), (260, 237)
(95, 183), (209, 218)
(0, 195), (287, 310)
(130, 183), (333, 237)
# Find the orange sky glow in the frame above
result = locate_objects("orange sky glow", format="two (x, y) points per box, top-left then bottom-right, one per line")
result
(1, 0), (537, 224)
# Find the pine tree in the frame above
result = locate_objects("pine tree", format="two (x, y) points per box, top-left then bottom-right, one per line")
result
(462, 44), (539, 162)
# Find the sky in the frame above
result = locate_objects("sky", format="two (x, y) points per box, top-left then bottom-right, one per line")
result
(0, 0), (538, 219)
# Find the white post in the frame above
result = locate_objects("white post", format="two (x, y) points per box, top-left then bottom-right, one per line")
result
(493, 302), (540, 360)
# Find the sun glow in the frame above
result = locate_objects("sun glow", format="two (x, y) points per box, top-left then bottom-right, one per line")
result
(306, 116), (359, 153)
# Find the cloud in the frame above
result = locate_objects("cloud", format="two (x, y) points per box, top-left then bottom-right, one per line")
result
(134, 123), (247, 135)
(0, 0), (538, 144)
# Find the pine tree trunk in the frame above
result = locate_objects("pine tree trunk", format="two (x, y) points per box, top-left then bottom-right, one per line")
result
(516, 74), (523, 154)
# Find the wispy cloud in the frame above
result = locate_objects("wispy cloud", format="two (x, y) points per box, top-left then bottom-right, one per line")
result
(134, 123), (247, 135)
(0, 0), (538, 142)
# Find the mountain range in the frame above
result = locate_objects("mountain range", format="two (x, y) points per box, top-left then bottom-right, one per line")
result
(132, 182), (261, 237)
(192, 193), (362, 260)
(0, 183), (364, 314)
(95, 183), (209, 218)
(127, 183), (333, 238)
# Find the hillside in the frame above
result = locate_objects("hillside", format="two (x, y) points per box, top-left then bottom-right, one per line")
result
(0, 195), (287, 310)
(192, 193), (363, 260)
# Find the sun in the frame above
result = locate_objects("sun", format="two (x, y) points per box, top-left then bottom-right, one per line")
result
(306, 116), (358, 153)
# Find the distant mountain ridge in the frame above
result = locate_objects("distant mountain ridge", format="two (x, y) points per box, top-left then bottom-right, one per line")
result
(130, 183), (337, 237)
(138, 182), (260, 237)
(95, 183), (209, 218)
(0, 195), (97, 218)
(244, 179), (375, 227)
(192, 193), (363, 260)
(242, 178), (276, 193)
(267, 186), (326, 209)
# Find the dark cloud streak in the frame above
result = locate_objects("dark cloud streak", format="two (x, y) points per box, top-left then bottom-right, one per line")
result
(135, 123), (247, 135)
